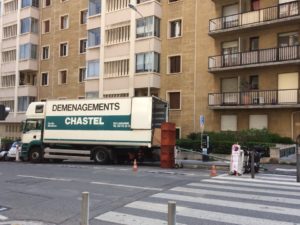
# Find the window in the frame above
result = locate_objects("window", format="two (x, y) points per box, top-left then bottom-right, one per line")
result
(221, 115), (237, 131)
(89, 0), (101, 16)
(105, 25), (130, 45)
(88, 28), (100, 47)
(86, 91), (99, 99)
(60, 43), (68, 57)
(42, 46), (50, 60)
(0, 100), (14, 112)
(80, 39), (87, 53)
(79, 68), (86, 82)
(58, 70), (67, 85)
(18, 96), (35, 112)
(41, 72), (48, 86)
(136, 16), (160, 38)
(3, 24), (17, 38)
(249, 115), (267, 129)
(87, 60), (99, 79)
(176, 127), (181, 139)
(21, 0), (39, 8)
(167, 91), (181, 110)
(43, 20), (50, 33)
(169, 19), (182, 38)
(169, 0), (179, 2)
(1, 74), (15, 87)
(21, 18), (38, 34)
(249, 75), (259, 90)
(251, 0), (260, 11)
(278, 32), (299, 47)
(80, 10), (88, 24)
(60, 15), (69, 29)
(2, 50), (16, 62)
(104, 59), (129, 78)
(43, 0), (51, 7)
(136, 52), (160, 73)
(19, 44), (37, 60)
(4, 0), (18, 14)
(168, 55), (181, 74)
(250, 37), (259, 51)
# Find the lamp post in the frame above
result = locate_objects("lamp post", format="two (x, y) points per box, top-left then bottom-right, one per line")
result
(128, 3), (151, 96)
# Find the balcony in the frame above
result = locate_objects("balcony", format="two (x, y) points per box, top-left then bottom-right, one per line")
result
(137, 0), (161, 4)
(208, 89), (300, 109)
(208, 45), (300, 72)
(209, 1), (300, 35)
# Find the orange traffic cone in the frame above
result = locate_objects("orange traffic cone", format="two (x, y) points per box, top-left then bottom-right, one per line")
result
(210, 165), (217, 177)
(133, 159), (138, 172)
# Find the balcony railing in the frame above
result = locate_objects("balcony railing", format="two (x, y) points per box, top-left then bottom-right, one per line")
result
(208, 89), (300, 107)
(209, 45), (300, 70)
(137, 0), (160, 3)
(209, 1), (300, 32)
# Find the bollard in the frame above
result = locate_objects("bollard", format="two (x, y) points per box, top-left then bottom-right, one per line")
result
(168, 201), (176, 225)
(81, 192), (89, 225)
(15, 146), (20, 162)
(251, 150), (255, 179)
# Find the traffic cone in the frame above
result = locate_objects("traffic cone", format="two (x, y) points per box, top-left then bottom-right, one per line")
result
(133, 159), (138, 172)
(210, 165), (217, 177)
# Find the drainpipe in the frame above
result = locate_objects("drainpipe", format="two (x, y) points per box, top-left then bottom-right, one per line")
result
(193, 1), (198, 132)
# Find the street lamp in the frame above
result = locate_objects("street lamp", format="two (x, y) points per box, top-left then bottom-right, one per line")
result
(128, 3), (151, 97)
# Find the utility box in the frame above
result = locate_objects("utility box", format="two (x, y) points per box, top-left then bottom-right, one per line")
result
(230, 144), (244, 175)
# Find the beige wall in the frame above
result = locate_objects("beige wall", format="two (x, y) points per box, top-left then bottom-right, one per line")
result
(38, 0), (87, 100)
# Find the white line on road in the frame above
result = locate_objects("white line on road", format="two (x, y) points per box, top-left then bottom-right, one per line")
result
(276, 168), (297, 172)
(252, 176), (296, 182)
(188, 182), (300, 196)
(126, 201), (300, 225)
(202, 179), (300, 191)
(259, 173), (296, 178)
(0, 215), (7, 220)
(214, 175), (300, 186)
(95, 211), (186, 225)
(17, 175), (71, 181)
(91, 181), (163, 191)
(152, 193), (300, 217)
(172, 187), (300, 205)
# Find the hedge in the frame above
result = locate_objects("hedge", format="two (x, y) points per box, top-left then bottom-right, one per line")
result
(176, 129), (294, 156)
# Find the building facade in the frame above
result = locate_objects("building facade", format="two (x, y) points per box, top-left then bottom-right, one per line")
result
(1, 0), (300, 141)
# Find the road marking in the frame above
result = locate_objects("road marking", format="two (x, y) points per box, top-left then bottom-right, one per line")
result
(251, 176), (296, 182)
(202, 179), (300, 191)
(91, 181), (163, 191)
(172, 187), (300, 205)
(276, 168), (297, 172)
(214, 175), (300, 186)
(0, 208), (7, 212)
(17, 175), (71, 182)
(188, 182), (300, 196)
(152, 193), (300, 217)
(260, 173), (296, 178)
(126, 201), (299, 225)
(95, 211), (186, 225)
(0, 215), (7, 220)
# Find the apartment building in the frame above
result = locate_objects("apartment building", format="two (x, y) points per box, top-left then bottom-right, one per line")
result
(1, 0), (300, 141)
(0, 0), (40, 139)
(161, 0), (300, 140)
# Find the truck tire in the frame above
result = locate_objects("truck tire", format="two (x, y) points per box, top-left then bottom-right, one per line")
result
(29, 147), (43, 163)
(94, 148), (109, 164)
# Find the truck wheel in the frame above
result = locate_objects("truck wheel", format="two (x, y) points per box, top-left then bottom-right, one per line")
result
(29, 147), (43, 163)
(94, 149), (109, 164)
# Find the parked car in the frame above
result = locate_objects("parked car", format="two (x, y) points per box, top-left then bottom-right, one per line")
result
(6, 141), (22, 161)
(0, 148), (8, 161)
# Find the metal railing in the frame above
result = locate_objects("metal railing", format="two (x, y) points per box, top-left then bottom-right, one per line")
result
(208, 45), (300, 69)
(137, 0), (160, 3)
(209, 1), (300, 32)
(208, 89), (300, 106)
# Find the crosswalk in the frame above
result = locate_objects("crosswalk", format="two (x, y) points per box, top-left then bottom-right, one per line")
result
(94, 173), (300, 225)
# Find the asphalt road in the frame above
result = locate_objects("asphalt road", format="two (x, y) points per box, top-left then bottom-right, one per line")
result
(0, 161), (299, 225)
(0, 161), (211, 225)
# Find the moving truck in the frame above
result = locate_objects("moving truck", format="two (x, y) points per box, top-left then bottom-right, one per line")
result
(20, 96), (168, 163)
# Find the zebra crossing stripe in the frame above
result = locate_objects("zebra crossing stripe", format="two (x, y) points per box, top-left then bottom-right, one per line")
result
(258, 173), (296, 178)
(125, 201), (300, 225)
(202, 178), (299, 191)
(171, 187), (300, 205)
(188, 182), (300, 196)
(252, 176), (296, 182)
(0, 215), (7, 220)
(214, 176), (300, 186)
(95, 211), (186, 225)
(152, 192), (300, 217)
